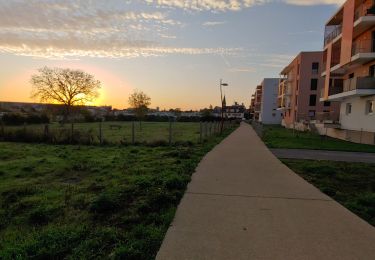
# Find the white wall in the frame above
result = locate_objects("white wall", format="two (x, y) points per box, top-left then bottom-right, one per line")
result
(259, 78), (283, 125)
(340, 96), (375, 132)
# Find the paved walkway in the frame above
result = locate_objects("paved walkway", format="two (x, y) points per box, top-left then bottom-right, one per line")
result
(270, 148), (375, 164)
(157, 123), (375, 260)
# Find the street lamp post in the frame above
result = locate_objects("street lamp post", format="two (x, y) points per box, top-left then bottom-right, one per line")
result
(220, 79), (228, 133)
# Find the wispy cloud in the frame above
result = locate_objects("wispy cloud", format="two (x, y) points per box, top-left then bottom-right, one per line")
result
(228, 67), (256, 73)
(145, 0), (344, 12)
(203, 21), (227, 26)
(0, 0), (239, 59)
(283, 0), (345, 6)
(0, 0), (343, 59)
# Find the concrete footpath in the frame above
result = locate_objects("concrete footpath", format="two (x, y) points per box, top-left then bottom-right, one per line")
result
(157, 123), (375, 260)
(270, 148), (375, 164)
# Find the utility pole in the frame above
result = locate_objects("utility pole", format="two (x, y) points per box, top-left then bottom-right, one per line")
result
(220, 79), (229, 134)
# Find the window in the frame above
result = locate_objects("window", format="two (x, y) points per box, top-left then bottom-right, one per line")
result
(346, 103), (352, 115)
(324, 101), (331, 107)
(308, 110), (316, 118)
(366, 100), (374, 114)
(311, 79), (318, 90)
(309, 95), (317, 106)
(312, 62), (319, 74)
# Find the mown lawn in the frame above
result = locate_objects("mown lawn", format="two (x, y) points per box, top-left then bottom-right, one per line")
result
(0, 126), (235, 259)
(282, 159), (375, 227)
(261, 125), (375, 153)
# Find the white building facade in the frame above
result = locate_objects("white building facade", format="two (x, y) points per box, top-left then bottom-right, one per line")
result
(259, 78), (283, 125)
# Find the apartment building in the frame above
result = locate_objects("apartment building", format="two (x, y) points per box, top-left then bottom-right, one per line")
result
(250, 79), (282, 124)
(258, 78), (282, 124)
(253, 85), (262, 121)
(249, 94), (255, 119)
(321, 0), (375, 144)
(278, 52), (340, 130)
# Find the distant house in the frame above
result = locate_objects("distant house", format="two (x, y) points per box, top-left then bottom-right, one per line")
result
(223, 100), (246, 119)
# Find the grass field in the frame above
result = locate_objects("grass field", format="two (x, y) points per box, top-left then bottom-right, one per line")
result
(2, 121), (224, 145)
(260, 125), (375, 153)
(282, 159), (375, 227)
(0, 126), (236, 259)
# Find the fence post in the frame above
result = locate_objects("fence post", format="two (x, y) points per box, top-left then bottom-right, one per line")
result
(204, 122), (208, 139)
(70, 122), (74, 143)
(199, 122), (203, 143)
(0, 120), (4, 138)
(99, 121), (103, 145)
(44, 124), (49, 140)
(132, 121), (135, 144)
(169, 119), (173, 145)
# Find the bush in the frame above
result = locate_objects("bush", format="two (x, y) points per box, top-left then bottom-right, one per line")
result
(2, 113), (49, 125)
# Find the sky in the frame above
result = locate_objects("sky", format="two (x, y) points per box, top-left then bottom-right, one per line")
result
(0, 0), (345, 110)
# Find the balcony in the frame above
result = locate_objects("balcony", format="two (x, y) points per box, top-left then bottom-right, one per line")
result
(320, 81), (344, 101)
(315, 112), (340, 124)
(327, 76), (375, 101)
(277, 95), (291, 111)
(353, 4), (375, 38)
(351, 39), (375, 64)
(324, 24), (342, 47)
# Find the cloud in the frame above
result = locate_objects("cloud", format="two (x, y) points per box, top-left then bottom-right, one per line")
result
(283, 0), (345, 6)
(203, 21), (227, 26)
(145, 0), (343, 12)
(144, 0), (268, 11)
(228, 67), (256, 73)
(0, 0), (344, 59)
(0, 0), (240, 59)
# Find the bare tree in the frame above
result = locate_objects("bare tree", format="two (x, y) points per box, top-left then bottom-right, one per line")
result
(31, 67), (101, 122)
(128, 90), (151, 130)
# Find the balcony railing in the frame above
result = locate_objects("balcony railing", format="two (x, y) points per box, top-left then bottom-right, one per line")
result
(354, 4), (375, 22)
(324, 25), (342, 46)
(320, 79), (345, 98)
(315, 112), (340, 123)
(344, 76), (375, 92)
(352, 39), (375, 56)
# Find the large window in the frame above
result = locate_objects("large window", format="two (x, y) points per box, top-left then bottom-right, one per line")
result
(312, 62), (319, 74)
(311, 79), (318, 90)
(309, 95), (317, 106)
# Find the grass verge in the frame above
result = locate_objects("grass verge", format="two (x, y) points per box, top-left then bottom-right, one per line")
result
(282, 159), (375, 227)
(0, 127), (236, 259)
(261, 125), (375, 153)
